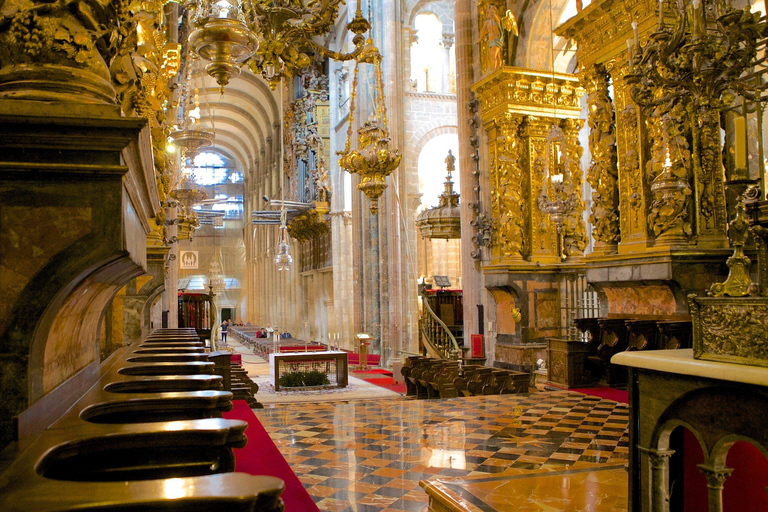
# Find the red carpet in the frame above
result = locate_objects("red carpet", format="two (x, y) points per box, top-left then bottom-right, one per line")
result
(571, 387), (629, 404)
(346, 353), (382, 366)
(222, 401), (319, 512)
(358, 375), (407, 394)
(352, 368), (393, 376)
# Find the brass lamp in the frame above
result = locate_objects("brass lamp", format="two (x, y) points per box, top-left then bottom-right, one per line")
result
(338, 38), (402, 215)
(189, 0), (258, 93)
(190, 0), (371, 91)
(169, 58), (214, 160)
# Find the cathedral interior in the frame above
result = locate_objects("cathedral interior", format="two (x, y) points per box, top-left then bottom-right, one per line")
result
(2, 0), (768, 510)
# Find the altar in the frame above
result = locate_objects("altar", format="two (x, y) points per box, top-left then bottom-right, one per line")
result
(269, 351), (349, 391)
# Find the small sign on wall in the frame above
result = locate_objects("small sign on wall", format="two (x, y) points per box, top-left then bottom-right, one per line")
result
(179, 251), (198, 269)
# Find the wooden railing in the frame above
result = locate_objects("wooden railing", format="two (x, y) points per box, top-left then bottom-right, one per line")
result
(420, 291), (461, 360)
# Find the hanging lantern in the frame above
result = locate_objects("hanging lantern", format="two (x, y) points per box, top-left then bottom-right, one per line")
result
(189, 0), (258, 93)
(338, 38), (401, 215)
(207, 258), (226, 291)
(274, 209), (293, 270)
(170, 58), (214, 160)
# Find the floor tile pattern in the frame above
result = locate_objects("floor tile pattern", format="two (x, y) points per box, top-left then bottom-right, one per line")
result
(255, 391), (629, 512)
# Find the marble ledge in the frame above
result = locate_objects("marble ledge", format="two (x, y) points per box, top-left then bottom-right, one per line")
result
(612, 349), (768, 387)
(420, 463), (628, 512)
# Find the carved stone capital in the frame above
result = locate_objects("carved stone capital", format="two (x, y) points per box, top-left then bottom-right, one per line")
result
(697, 464), (733, 490)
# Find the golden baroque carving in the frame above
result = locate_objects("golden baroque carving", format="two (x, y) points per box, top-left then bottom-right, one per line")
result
(491, 113), (527, 259)
(583, 64), (620, 246)
(646, 105), (692, 240)
(0, 0), (130, 101)
(286, 209), (330, 243)
(689, 296), (768, 367)
(561, 118), (588, 257)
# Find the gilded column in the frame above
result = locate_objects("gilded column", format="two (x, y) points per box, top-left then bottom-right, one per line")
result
(519, 117), (557, 262)
(612, 59), (653, 252)
(562, 117), (588, 258)
(583, 63), (620, 254)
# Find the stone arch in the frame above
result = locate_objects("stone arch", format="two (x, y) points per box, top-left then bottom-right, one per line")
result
(651, 385), (768, 457)
(711, 434), (768, 468)
(407, 124), (459, 166)
(654, 419), (709, 461)
(406, 0), (455, 31)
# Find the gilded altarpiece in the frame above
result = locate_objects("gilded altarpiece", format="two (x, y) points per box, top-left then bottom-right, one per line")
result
(472, 68), (584, 266)
(558, 0), (659, 254)
(558, 0), (729, 253)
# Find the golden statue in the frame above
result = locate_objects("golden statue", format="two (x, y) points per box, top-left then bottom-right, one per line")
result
(502, 10), (519, 66)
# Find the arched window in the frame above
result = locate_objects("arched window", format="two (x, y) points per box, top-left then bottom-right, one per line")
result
(410, 13), (454, 94)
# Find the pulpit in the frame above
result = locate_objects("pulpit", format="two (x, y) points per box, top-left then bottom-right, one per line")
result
(356, 333), (372, 370)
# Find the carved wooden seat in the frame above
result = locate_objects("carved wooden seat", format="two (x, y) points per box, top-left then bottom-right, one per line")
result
(656, 319), (692, 349)
(624, 319), (658, 351)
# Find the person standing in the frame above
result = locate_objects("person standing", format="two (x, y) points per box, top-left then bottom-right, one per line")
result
(221, 319), (229, 344)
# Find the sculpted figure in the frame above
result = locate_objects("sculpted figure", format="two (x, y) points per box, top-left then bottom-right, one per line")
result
(480, 4), (503, 72)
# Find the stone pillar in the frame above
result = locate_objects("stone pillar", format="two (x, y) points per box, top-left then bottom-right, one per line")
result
(641, 447), (675, 512)
(456, 0), (481, 339)
(441, 35), (455, 94)
(697, 464), (733, 512)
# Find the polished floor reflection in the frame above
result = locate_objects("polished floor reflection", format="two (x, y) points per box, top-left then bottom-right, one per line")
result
(255, 392), (629, 512)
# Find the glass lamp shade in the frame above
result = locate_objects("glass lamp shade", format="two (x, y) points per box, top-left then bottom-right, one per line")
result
(274, 226), (293, 271)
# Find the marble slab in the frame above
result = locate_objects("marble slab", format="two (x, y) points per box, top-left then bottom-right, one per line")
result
(612, 349), (768, 386)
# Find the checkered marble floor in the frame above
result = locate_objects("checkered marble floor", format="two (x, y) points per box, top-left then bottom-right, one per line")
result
(254, 391), (629, 512)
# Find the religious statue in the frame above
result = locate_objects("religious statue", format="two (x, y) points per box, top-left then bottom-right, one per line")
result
(315, 158), (331, 203)
(501, 9), (519, 66)
(445, 149), (456, 175)
(480, 4), (503, 73)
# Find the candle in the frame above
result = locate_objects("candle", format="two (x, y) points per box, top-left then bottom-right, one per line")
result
(735, 116), (747, 169)
(631, 21), (639, 46)
(658, 0), (664, 26)
(691, 0), (700, 35)
(627, 39), (635, 70)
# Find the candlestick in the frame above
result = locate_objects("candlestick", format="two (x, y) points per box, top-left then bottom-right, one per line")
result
(735, 116), (747, 169)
